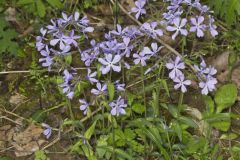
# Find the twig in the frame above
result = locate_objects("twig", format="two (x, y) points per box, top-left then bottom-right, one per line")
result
(110, 0), (196, 72)
(0, 116), (22, 125)
(0, 67), (95, 75)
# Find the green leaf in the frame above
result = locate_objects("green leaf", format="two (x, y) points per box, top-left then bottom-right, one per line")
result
(132, 103), (145, 114)
(84, 120), (97, 139)
(36, 0), (46, 17)
(0, 157), (13, 160)
(214, 83), (238, 113)
(34, 150), (48, 160)
(209, 0), (240, 26)
(203, 96), (215, 113)
(31, 110), (46, 122)
(17, 0), (34, 5)
(167, 105), (179, 118)
(186, 137), (207, 154)
(0, 17), (19, 56)
(160, 79), (170, 97)
(220, 133), (238, 140)
(96, 146), (134, 160)
(64, 54), (72, 64)
(107, 82), (115, 101)
(172, 121), (182, 141)
(205, 113), (231, 131)
(46, 0), (63, 8)
(178, 116), (198, 128)
(124, 128), (136, 140)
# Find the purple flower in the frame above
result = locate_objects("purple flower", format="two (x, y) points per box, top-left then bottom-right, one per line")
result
(63, 30), (80, 47)
(98, 54), (121, 74)
(122, 26), (142, 39)
(173, 75), (191, 93)
(77, 16), (90, 27)
(162, 9), (183, 24)
(81, 49), (98, 66)
(46, 19), (61, 35)
(111, 24), (125, 36)
(194, 59), (218, 95)
(208, 15), (218, 37)
(66, 91), (74, 99)
(199, 77), (217, 95)
(79, 99), (89, 115)
(82, 26), (94, 34)
(114, 80), (125, 91)
(86, 68), (98, 84)
(51, 45), (71, 55)
(131, 0), (146, 19)
(166, 17), (188, 40)
(42, 123), (52, 139)
(74, 12), (80, 21)
(91, 82), (107, 95)
(166, 56), (185, 80)
(100, 39), (122, 54)
(109, 96), (127, 116)
(39, 46), (53, 70)
(141, 22), (163, 39)
(50, 33), (67, 50)
(60, 82), (74, 99)
(60, 12), (73, 24)
(190, 16), (206, 38)
(119, 37), (133, 57)
(142, 43), (163, 56)
(133, 51), (149, 66)
(63, 69), (73, 83)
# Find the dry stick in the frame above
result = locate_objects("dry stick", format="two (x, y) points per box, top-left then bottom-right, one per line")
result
(110, 0), (196, 72)
(0, 67), (96, 75)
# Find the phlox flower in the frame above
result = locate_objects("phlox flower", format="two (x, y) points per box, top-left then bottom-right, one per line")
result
(98, 54), (121, 74)
(166, 56), (185, 80)
(109, 96), (127, 116)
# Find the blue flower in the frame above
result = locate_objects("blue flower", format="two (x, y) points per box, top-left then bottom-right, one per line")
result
(42, 123), (52, 139)
(98, 54), (121, 74)
(79, 99), (89, 115)
(131, 0), (147, 19)
(109, 96), (127, 116)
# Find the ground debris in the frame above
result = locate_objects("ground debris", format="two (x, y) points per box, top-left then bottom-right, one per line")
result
(9, 93), (27, 105)
(0, 122), (46, 157)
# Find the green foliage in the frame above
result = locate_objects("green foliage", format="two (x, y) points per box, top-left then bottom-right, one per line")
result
(214, 83), (238, 113)
(34, 150), (49, 160)
(85, 120), (97, 140)
(107, 82), (115, 101)
(208, 0), (240, 26)
(0, 157), (13, 160)
(0, 16), (19, 56)
(17, 0), (63, 17)
(132, 103), (145, 114)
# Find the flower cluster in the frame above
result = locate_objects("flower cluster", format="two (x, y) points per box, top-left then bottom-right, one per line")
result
(166, 56), (191, 93)
(163, 0), (218, 39)
(36, 0), (219, 118)
(36, 12), (94, 98)
(194, 59), (217, 95)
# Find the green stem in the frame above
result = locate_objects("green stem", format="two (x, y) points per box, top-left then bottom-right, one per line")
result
(67, 99), (75, 120)
(178, 92), (184, 108)
(111, 116), (116, 160)
(141, 66), (147, 117)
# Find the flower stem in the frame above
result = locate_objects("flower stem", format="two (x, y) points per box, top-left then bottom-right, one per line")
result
(67, 99), (75, 120)
(141, 66), (147, 117)
(111, 116), (116, 160)
(178, 92), (184, 108)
